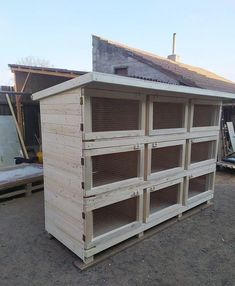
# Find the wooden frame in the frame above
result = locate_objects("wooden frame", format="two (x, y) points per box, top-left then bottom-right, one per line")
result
(184, 166), (216, 208)
(148, 95), (188, 136)
(82, 88), (146, 140)
(32, 72), (230, 265)
(146, 140), (186, 181)
(84, 189), (144, 254)
(143, 178), (184, 225)
(189, 99), (222, 133)
(187, 135), (218, 170)
(0, 164), (43, 200)
(83, 144), (145, 196)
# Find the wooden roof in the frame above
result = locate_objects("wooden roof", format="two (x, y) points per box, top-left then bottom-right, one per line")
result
(32, 72), (235, 101)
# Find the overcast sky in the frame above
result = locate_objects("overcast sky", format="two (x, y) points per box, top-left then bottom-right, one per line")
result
(1, 0), (235, 85)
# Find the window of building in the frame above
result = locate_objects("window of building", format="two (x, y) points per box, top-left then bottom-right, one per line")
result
(114, 67), (128, 76)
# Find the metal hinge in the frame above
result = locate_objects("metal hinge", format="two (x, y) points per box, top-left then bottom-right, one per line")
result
(81, 182), (85, 189)
(80, 96), (84, 105)
(82, 234), (86, 242)
(134, 144), (140, 150)
(81, 158), (84, 166)
(82, 212), (85, 219)
(80, 123), (84, 132)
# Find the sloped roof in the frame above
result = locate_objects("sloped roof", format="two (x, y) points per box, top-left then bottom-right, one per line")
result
(9, 64), (87, 78)
(32, 72), (235, 101)
(94, 36), (235, 93)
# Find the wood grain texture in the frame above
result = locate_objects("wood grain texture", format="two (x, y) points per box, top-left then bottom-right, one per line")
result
(40, 90), (85, 258)
(37, 82), (222, 263)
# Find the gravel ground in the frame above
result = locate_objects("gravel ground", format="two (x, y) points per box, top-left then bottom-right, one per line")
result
(0, 170), (235, 286)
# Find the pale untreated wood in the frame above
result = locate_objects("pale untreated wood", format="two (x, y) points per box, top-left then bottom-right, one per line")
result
(34, 73), (224, 264)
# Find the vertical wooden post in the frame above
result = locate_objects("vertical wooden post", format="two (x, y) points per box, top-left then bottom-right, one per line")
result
(15, 72), (31, 137)
(6, 94), (29, 159)
(26, 183), (32, 196)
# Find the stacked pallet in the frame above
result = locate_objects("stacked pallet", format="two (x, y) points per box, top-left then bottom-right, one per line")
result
(32, 72), (231, 264)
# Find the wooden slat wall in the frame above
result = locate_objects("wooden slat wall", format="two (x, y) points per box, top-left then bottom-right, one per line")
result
(40, 88), (84, 259)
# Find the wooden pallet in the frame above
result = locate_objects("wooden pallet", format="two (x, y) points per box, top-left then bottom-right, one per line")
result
(73, 201), (213, 270)
(0, 164), (43, 200)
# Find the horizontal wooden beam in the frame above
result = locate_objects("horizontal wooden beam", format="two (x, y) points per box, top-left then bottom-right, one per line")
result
(11, 67), (80, 78)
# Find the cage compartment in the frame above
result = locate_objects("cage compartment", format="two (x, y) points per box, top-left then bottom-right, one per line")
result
(149, 184), (181, 215)
(83, 90), (145, 140)
(188, 172), (214, 199)
(92, 196), (139, 238)
(149, 96), (187, 135)
(189, 138), (217, 168)
(148, 141), (185, 180)
(191, 101), (220, 130)
(92, 97), (139, 132)
(84, 145), (144, 194)
(92, 150), (139, 187)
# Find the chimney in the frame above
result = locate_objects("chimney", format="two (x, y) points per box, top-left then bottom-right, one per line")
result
(167, 33), (180, 62)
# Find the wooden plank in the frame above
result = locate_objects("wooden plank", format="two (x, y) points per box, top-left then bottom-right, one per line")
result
(84, 188), (143, 212)
(84, 130), (145, 141)
(84, 144), (144, 157)
(5, 94), (29, 159)
(226, 122), (235, 151)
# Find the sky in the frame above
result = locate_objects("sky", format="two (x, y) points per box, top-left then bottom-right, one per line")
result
(1, 0), (235, 85)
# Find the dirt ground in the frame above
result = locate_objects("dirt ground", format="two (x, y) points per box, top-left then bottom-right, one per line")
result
(0, 170), (235, 286)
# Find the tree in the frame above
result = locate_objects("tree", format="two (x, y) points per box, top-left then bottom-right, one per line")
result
(16, 56), (53, 67)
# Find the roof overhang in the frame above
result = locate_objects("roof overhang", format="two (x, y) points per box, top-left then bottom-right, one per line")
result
(9, 64), (87, 78)
(32, 72), (235, 101)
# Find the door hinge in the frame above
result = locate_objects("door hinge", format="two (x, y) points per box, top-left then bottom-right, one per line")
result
(81, 158), (84, 166)
(80, 96), (84, 105)
(80, 123), (84, 132)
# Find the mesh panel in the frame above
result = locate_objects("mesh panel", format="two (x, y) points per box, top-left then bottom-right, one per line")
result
(193, 105), (218, 127)
(93, 197), (137, 237)
(92, 97), (139, 132)
(153, 102), (184, 129)
(188, 174), (207, 198)
(92, 151), (139, 187)
(150, 184), (179, 213)
(191, 141), (214, 163)
(151, 145), (181, 173)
